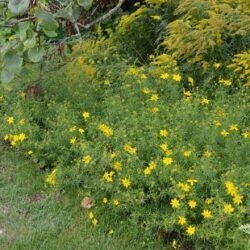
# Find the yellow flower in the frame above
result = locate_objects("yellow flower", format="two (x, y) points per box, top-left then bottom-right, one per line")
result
(78, 128), (85, 134)
(184, 90), (192, 97)
(149, 54), (155, 60)
(99, 124), (113, 137)
(104, 79), (110, 85)
(205, 198), (213, 204)
(242, 131), (249, 139)
(213, 62), (222, 69)
(144, 167), (152, 175)
(177, 182), (190, 192)
(178, 216), (187, 225)
(202, 209), (213, 219)
(124, 144), (137, 155)
(140, 74), (147, 79)
(143, 87), (150, 94)
(149, 161), (157, 170)
(204, 150), (212, 158)
(89, 212), (94, 219)
(201, 98), (210, 105)
(219, 79), (232, 86)
(225, 181), (238, 196)
(188, 77), (194, 85)
(113, 161), (122, 171)
(103, 171), (115, 182)
(27, 150), (33, 155)
(173, 74), (182, 82)
(183, 150), (191, 157)
(229, 124), (238, 131)
(150, 94), (159, 101)
(187, 179), (198, 186)
(188, 200), (197, 209)
(172, 239), (177, 249)
(19, 119), (25, 125)
(4, 135), (9, 141)
(82, 112), (90, 120)
(92, 218), (98, 226)
(122, 177), (131, 188)
(82, 155), (92, 164)
(186, 225), (196, 236)
(70, 126), (76, 132)
(214, 120), (222, 127)
(170, 198), (180, 208)
(160, 73), (169, 79)
(160, 143), (168, 151)
(221, 130), (229, 137)
(45, 168), (57, 186)
(160, 129), (168, 137)
(18, 133), (27, 142)
(163, 157), (173, 165)
(113, 200), (119, 206)
(223, 204), (234, 214)
(103, 197), (108, 204)
(165, 149), (173, 156)
(233, 195), (243, 205)
(151, 107), (159, 113)
(7, 117), (14, 124)
(70, 137), (76, 144)
(109, 153), (115, 159)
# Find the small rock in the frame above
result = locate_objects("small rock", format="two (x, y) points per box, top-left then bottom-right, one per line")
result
(81, 197), (93, 209)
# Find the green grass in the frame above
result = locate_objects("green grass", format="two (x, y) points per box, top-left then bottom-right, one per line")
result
(0, 147), (165, 250)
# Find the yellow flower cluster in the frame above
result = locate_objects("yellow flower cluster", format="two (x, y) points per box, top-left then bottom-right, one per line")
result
(98, 124), (113, 137)
(45, 168), (57, 186)
(144, 161), (157, 175)
(88, 212), (98, 226)
(124, 144), (137, 155)
(103, 171), (115, 182)
(4, 133), (27, 146)
(225, 181), (243, 205)
(82, 155), (92, 164)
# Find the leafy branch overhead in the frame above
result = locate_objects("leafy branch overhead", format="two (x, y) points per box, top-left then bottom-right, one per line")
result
(0, 0), (126, 83)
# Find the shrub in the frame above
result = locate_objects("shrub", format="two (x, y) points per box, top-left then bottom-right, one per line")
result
(0, 56), (249, 248)
(0, 1), (249, 248)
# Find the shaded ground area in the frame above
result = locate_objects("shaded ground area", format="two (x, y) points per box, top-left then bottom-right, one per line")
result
(0, 148), (165, 250)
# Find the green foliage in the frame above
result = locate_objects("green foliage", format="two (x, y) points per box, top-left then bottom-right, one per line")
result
(36, 9), (59, 38)
(0, 0), (119, 83)
(0, 150), (165, 249)
(0, 1), (249, 249)
(8, 0), (30, 15)
(0, 42), (249, 248)
(1, 0), (249, 85)
(77, 0), (93, 11)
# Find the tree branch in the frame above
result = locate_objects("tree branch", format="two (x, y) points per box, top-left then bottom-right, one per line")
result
(78, 0), (125, 29)
(0, 16), (36, 28)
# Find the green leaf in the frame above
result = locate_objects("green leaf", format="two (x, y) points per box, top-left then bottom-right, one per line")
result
(18, 22), (30, 41)
(3, 51), (23, 71)
(1, 68), (15, 83)
(28, 46), (45, 63)
(43, 29), (58, 38)
(0, 43), (10, 55)
(8, 0), (29, 15)
(77, 0), (93, 11)
(55, 7), (73, 19)
(36, 9), (59, 31)
(23, 36), (36, 48)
